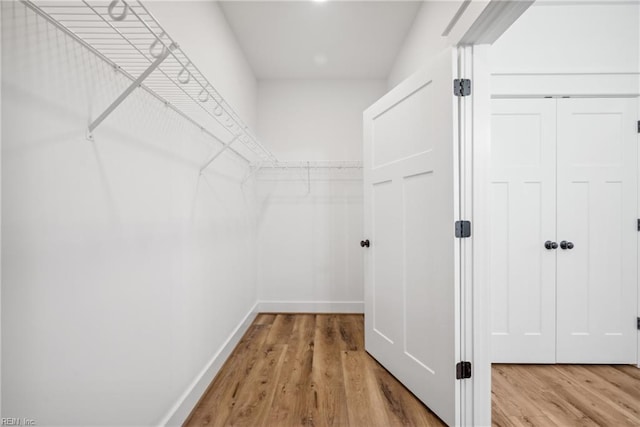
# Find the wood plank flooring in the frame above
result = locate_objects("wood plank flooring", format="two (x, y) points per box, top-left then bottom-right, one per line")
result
(185, 314), (640, 427)
(492, 364), (640, 427)
(185, 314), (444, 426)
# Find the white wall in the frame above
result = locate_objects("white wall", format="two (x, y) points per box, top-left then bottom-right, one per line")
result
(1, 2), (258, 426)
(491, 2), (640, 75)
(257, 80), (386, 161)
(256, 80), (385, 309)
(387, 1), (462, 88)
(489, 2), (640, 97)
(256, 168), (364, 311)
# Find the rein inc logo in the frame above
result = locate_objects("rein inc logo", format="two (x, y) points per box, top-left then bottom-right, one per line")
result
(2, 419), (36, 426)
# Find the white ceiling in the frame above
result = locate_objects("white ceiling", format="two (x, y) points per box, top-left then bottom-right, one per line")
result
(219, 1), (423, 80)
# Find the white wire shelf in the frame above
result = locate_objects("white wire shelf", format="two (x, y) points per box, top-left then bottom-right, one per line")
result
(256, 161), (363, 169)
(21, 0), (277, 166)
(255, 161), (363, 193)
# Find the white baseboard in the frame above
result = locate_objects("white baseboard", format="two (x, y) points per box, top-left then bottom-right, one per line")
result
(257, 300), (364, 313)
(158, 299), (363, 426)
(158, 301), (260, 427)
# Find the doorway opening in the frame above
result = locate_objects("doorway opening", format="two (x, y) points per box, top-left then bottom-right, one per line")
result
(487, 2), (640, 425)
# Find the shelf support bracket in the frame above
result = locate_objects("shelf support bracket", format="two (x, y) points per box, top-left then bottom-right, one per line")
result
(87, 44), (175, 140)
(241, 162), (263, 185)
(306, 161), (311, 195)
(200, 135), (240, 173)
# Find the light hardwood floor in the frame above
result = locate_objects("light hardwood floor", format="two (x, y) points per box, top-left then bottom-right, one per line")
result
(492, 364), (640, 426)
(185, 314), (640, 427)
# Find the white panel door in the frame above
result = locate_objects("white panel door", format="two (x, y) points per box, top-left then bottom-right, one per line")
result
(490, 99), (557, 363)
(363, 48), (461, 426)
(556, 98), (638, 363)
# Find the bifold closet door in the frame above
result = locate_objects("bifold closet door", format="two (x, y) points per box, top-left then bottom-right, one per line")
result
(490, 99), (557, 363)
(556, 98), (638, 363)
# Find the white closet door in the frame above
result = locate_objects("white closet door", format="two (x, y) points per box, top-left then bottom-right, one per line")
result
(490, 99), (557, 363)
(363, 48), (461, 426)
(556, 98), (638, 363)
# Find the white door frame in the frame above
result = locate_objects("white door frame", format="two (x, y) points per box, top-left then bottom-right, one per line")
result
(382, 2), (534, 425)
(455, 3), (640, 426)
(464, 60), (640, 427)
(360, 42), (494, 427)
(388, 44), (494, 427)
(637, 2), (640, 370)
(461, 44), (493, 427)
(450, 2), (537, 424)
(0, 2), (3, 419)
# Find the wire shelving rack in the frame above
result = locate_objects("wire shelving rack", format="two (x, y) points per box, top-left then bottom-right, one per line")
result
(20, 0), (365, 175)
(257, 161), (363, 170)
(21, 0), (277, 168)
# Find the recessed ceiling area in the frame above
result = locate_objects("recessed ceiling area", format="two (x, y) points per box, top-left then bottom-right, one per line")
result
(219, 1), (423, 80)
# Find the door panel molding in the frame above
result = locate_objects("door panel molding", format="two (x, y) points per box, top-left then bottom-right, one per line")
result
(489, 97), (639, 364)
(556, 97), (638, 363)
(364, 48), (461, 426)
(489, 98), (557, 363)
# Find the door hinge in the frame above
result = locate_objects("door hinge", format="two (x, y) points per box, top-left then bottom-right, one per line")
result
(456, 361), (472, 379)
(455, 220), (471, 238)
(637, 317), (640, 330)
(637, 120), (640, 133)
(637, 219), (640, 231)
(454, 79), (471, 97)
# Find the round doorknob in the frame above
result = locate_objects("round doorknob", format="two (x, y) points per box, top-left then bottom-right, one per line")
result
(360, 240), (370, 248)
(544, 240), (558, 250)
(560, 241), (574, 250)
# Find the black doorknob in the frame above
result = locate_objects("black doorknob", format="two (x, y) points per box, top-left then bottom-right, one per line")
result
(560, 241), (574, 250)
(360, 240), (370, 248)
(544, 240), (558, 250)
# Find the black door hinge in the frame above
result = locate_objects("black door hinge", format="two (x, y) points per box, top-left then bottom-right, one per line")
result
(637, 120), (640, 133)
(637, 219), (640, 231)
(456, 361), (472, 379)
(454, 79), (471, 97)
(455, 220), (471, 238)
(637, 317), (640, 330)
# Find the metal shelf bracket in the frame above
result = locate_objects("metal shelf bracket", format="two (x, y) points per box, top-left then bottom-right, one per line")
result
(23, 0), (277, 167)
(200, 135), (240, 173)
(87, 42), (176, 140)
(306, 161), (311, 195)
(241, 162), (264, 185)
